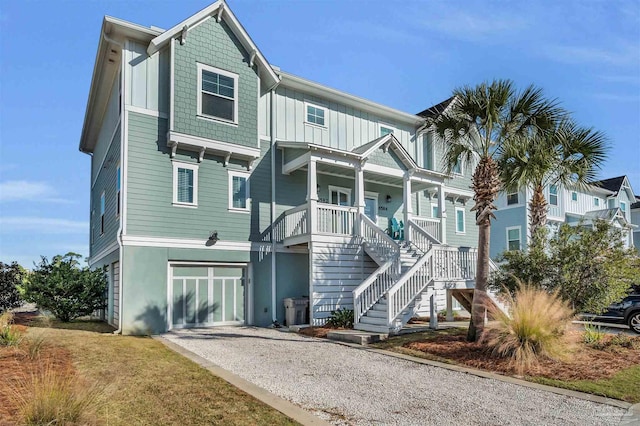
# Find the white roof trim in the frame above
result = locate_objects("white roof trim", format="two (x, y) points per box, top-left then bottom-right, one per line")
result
(147, 0), (279, 89)
(168, 130), (260, 170)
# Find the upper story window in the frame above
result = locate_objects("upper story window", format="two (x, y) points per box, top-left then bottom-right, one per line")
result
(100, 192), (105, 235)
(455, 208), (465, 234)
(620, 201), (626, 213)
(549, 185), (558, 206)
(571, 191), (578, 202)
(507, 191), (519, 205)
(507, 227), (521, 251)
(197, 63), (238, 124)
(116, 163), (121, 217)
(305, 103), (326, 126)
(380, 124), (396, 137)
(431, 204), (439, 218)
(608, 198), (615, 208)
(594, 197), (600, 207)
(173, 161), (198, 207)
(229, 171), (250, 212)
(452, 158), (463, 175)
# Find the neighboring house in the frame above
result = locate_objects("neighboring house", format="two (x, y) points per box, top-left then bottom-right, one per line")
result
(491, 175), (637, 258)
(630, 195), (640, 253)
(80, 1), (499, 335)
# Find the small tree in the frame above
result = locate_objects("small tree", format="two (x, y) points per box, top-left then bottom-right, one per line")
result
(0, 262), (24, 313)
(23, 253), (107, 322)
(491, 221), (639, 313)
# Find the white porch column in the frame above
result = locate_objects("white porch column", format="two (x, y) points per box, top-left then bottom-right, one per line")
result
(446, 290), (454, 321)
(355, 163), (365, 235)
(403, 171), (413, 243)
(307, 159), (318, 233)
(438, 184), (447, 244)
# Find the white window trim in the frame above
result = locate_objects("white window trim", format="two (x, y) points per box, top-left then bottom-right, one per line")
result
(378, 123), (397, 137)
(364, 191), (379, 223)
(571, 191), (578, 202)
(506, 190), (520, 206)
(506, 226), (522, 251)
(172, 160), (199, 208)
(549, 185), (559, 206)
(431, 204), (439, 218)
(620, 201), (627, 214)
(196, 63), (239, 126)
(328, 185), (352, 206)
(116, 163), (121, 218)
(100, 191), (106, 236)
(455, 207), (465, 234)
(304, 101), (327, 128)
(594, 197), (600, 207)
(228, 170), (251, 213)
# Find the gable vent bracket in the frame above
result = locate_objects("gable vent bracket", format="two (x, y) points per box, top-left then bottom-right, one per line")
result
(223, 152), (231, 167)
(198, 147), (206, 163)
(179, 25), (189, 45)
(216, 4), (225, 23)
(249, 49), (257, 68)
(168, 141), (178, 158)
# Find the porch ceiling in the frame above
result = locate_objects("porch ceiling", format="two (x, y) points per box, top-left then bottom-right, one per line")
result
(314, 162), (433, 191)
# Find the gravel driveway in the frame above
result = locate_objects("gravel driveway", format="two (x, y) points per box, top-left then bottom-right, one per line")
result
(163, 327), (627, 425)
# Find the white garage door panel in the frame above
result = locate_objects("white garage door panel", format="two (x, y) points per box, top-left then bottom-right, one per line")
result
(170, 265), (246, 328)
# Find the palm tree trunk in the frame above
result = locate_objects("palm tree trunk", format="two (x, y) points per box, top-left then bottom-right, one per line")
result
(468, 156), (500, 342)
(529, 183), (548, 238)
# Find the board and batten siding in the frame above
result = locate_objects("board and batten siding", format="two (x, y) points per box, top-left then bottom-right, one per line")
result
(126, 111), (272, 242)
(92, 77), (121, 183)
(563, 187), (605, 216)
(269, 87), (416, 153)
(173, 17), (259, 148)
(124, 41), (169, 114)
(90, 128), (121, 258)
(311, 239), (378, 325)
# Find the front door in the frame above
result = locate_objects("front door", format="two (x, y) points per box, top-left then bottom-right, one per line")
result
(170, 265), (246, 328)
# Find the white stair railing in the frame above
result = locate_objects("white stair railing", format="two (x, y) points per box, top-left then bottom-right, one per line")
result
(407, 219), (440, 253)
(316, 203), (357, 235)
(411, 217), (441, 243)
(353, 214), (400, 324)
(432, 246), (477, 280)
(386, 248), (434, 328)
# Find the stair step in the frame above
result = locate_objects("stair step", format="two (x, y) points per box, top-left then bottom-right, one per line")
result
(366, 309), (386, 318)
(354, 323), (390, 333)
(360, 316), (387, 326)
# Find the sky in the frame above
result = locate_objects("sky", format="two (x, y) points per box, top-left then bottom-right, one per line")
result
(0, 0), (639, 267)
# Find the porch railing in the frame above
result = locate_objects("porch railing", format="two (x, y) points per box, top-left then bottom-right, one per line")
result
(353, 214), (400, 324)
(316, 203), (357, 235)
(432, 246), (477, 280)
(412, 217), (441, 243)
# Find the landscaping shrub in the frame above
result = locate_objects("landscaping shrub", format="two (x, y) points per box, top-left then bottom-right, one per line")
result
(0, 261), (24, 313)
(22, 253), (107, 322)
(491, 221), (640, 314)
(0, 311), (23, 346)
(326, 308), (354, 328)
(11, 363), (104, 425)
(482, 283), (573, 374)
(23, 333), (46, 360)
(590, 333), (640, 352)
(583, 323), (605, 346)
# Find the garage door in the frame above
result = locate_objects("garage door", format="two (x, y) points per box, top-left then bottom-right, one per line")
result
(112, 261), (120, 327)
(170, 265), (246, 328)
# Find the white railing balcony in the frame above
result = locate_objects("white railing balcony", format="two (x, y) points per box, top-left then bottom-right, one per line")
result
(316, 203), (357, 235)
(432, 246), (477, 280)
(407, 219), (439, 253)
(411, 217), (441, 243)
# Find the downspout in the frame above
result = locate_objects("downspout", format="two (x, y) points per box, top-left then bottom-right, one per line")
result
(103, 31), (125, 335)
(270, 88), (277, 323)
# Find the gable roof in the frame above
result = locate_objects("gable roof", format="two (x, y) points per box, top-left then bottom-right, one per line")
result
(147, 0), (279, 90)
(631, 196), (640, 210)
(584, 207), (635, 228)
(591, 176), (626, 193)
(352, 134), (418, 170)
(416, 96), (455, 119)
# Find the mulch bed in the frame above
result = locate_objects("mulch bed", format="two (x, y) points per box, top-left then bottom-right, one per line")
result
(297, 326), (347, 339)
(402, 330), (640, 380)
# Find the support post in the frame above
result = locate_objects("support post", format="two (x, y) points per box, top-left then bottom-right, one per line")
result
(429, 293), (438, 330)
(446, 290), (454, 321)
(403, 171), (413, 243)
(438, 184), (447, 244)
(355, 163), (365, 236)
(307, 159), (318, 233)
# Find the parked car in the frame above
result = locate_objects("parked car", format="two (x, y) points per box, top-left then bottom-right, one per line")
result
(581, 289), (640, 334)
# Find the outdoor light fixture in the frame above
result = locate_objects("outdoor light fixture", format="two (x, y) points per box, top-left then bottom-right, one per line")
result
(208, 231), (219, 244)
(386, 195), (392, 203)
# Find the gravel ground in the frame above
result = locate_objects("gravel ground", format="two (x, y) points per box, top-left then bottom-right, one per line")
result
(163, 326), (628, 426)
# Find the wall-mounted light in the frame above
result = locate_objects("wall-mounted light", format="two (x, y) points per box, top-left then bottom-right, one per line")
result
(207, 231), (219, 246)
(386, 195), (392, 203)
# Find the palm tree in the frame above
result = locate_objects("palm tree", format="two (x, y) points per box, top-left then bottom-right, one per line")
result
(500, 119), (608, 238)
(429, 79), (562, 342)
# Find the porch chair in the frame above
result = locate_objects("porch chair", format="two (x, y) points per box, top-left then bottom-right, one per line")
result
(388, 217), (404, 240)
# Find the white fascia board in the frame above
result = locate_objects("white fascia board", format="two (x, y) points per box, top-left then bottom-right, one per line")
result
(168, 130), (260, 160)
(278, 71), (424, 126)
(444, 187), (475, 199)
(358, 134), (393, 158)
(147, 0), (279, 89)
(282, 152), (311, 174)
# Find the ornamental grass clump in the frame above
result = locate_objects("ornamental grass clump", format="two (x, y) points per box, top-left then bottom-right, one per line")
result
(0, 311), (23, 346)
(482, 282), (573, 374)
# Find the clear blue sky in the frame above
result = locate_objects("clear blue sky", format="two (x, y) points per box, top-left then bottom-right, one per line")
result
(1, 0), (639, 267)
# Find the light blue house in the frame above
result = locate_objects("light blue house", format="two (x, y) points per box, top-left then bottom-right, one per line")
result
(80, 1), (501, 335)
(491, 175), (637, 259)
